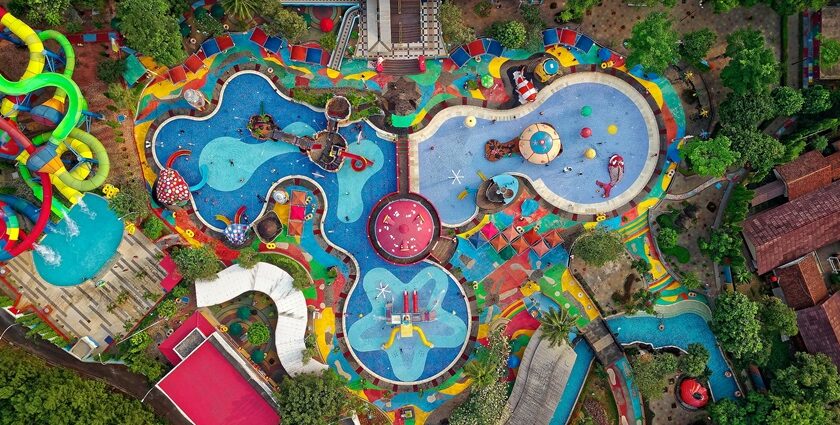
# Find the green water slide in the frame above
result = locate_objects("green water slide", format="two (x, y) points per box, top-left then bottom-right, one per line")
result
(0, 72), (83, 148)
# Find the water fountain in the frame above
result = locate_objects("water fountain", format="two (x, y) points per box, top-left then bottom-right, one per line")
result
(33, 243), (62, 267)
(76, 198), (96, 220)
(62, 214), (80, 239)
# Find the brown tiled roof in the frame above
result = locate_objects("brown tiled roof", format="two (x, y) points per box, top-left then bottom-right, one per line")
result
(797, 292), (840, 370)
(776, 151), (830, 184)
(775, 253), (828, 310)
(743, 180), (840, 274)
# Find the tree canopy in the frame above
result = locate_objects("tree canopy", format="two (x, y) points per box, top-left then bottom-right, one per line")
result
(656, 227), (679, 250)
(679, 343), (710, 377)
(439, 1), (475, 46)
(223, 0), (259, 21)
(487, 21), (527, 49)
(539, 308), (577, 347)
(118, 0), (186, 67)
(626, 12), (681, 75)
(573, 228), (624, 267)
(769, 0), (828, 16)
(721, 29), (779, 94)
(680, 271), (702, 291)
(630, 352), (678, 399)
(718, 91), (776, 129)
(680, 135), (740, 177)
(247, 322), (271, 345)
(725, 128), (786, 179)
(773, 353), (840, 405)
(262, 4), (307, 43)
(801, 85), (833, 115)
(276, 371), (353, 425)
(680, 28), (716, 64)
(771, 86), (804, 117)
(759, 296), (798, 337)
(170, 245), (221, 281)
(451, 328), (511, 425)
(0, 346), (162, 424)
(821, 37), (840, 67)
(711, 292), (763, 359)
(108, 184), (150, 222)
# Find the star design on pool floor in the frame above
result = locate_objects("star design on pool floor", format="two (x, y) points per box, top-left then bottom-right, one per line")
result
(346, 266), (468, 383)
(449, 169), (464, 185)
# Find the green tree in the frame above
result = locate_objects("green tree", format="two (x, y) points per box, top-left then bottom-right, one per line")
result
(801, 85), (832, 115)
(726, 128), (786, 179)
(679, 343), (709, 377)
(23, 0), (71, 26)
(97, 59), (126, 84)
(487, 21), (527, 49)
(237, 247), (259, 268)
(141, 217), (166, 240)
(811, 135), (830, 152)
(680, 28), (716, 64)
(709, 398), (746, 425)
(630, 352), (678, 399)
(721, 29), (779, 94)
(760, 296), (798, 337)
(656, 227), (679, 249)
(698, 224), (742, 264)
(439, 1), (475, 46)
(263, 6), (307, 43)
(539, 308), (577, 347)
(194, 13), (225, 36)
(277, 371), (352, 425)
(222, 0), (259, 21)
(626, 12), (680, 75)
(170, 245), (221, 281)
(772, 86), (804, 116)
(247, 322), (271, 345)
(573, 228), (624, 267)
(769, 0), (828, 16)
(452, 326), (510, 424)
(463, 358), (497, 389)
(319, 32), (337, 51)
(0, 345), (163, 424)
(820, 37), (840, 67)
(765, 398), (837, 425)
(108, 184), (150, 222)
(118, 0), (186, 67)
(773, 353), (840, 404)
(712, 0), (741, 13)
(711, 292), (763, 359)
(105, 83), (144, 115)
(718, 91), (775, 129)
(474, 0), (492, 17)
(680, 135), (740, 177)
(156, 299), (178, 319)
(680, 271), (702, 290)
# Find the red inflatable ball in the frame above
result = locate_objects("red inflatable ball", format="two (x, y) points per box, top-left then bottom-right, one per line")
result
(320, 18), (334, 32)
(580, 127), (592, 138)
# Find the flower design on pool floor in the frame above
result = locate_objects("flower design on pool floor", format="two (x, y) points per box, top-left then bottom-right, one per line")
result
(345, 266), (469, 383)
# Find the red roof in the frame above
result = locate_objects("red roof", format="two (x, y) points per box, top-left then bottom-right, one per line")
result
(742, 180), (840, 274)
(775, 151), (832, 199)
(249, 27), (268, 46)
(168, 66), (187, 83)
(775, 253), (828, 310)
(184, 54), (204, 73)
(216, 34), (235, 51)
(158, 311), (216, 365)
(157, 336), (280, 425)
(679, 378), (709, 408)
(797, 292), (840, 370)
(373, 199), (435, 259)
(159, 254), (183, 293)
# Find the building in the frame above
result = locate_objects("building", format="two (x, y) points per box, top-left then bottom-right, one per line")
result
(797, 292), (840, 369)
(774, 151), (833, 199)
(155, 311), (280, 425)
(742, 179), (840, 275)
(356, 0), (446, 59)
(774, 252), (829, 310)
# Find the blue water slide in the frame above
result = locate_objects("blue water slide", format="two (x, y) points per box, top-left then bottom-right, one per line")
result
(0, 195), (57, 233)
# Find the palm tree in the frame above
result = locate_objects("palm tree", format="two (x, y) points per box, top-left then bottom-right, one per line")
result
(222, 0), (259, 22)
(463, 358), (497, 389)
(540, 308), (577, 347)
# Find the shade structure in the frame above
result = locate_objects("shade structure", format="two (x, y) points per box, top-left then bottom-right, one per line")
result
(251, 349), (265, 363)
(518, 123), (562, 164)
(481, 74), (494, 88)
(237, 306), (252, 320)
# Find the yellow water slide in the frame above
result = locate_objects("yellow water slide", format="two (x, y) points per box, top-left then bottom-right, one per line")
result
(0, 8), (45, 118)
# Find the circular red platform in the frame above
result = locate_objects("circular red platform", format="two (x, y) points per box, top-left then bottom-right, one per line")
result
(368, 194), (440, 264)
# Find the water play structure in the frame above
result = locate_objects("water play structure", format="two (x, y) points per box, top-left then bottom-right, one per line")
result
(0, 7), (110, 260)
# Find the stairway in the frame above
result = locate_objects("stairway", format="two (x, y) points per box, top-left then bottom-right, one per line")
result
(382, 59), (421, 76)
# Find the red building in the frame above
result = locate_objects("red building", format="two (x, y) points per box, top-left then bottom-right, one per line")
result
(774, 253), (830, 310)
(797, 292), (840, 369)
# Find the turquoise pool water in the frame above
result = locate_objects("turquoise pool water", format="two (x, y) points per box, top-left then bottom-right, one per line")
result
(607, 312), (740, 400)
(33, 194), (124, 286)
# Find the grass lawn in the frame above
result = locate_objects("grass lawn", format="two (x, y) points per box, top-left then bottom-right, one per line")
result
(662, 245), (691, 263)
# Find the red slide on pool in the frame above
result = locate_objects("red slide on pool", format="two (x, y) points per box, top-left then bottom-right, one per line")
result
(0, 118), (53, 260)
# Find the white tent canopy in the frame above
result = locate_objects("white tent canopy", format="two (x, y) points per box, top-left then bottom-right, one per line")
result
(195, 263), (327, 376)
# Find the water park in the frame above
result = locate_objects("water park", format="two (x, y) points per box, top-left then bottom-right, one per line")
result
(3, 1), (836, 425)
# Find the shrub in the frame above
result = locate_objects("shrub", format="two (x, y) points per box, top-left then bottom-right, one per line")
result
(141, 217), (166, 240)
(247, 322), (271, 345)
(474, 0), (492, 17)
(170, 245), (221, 281)
(96, 59), (126, 84)
(573, 228), (624, 267)
(439, 1), (475, 46)
(487, 20), (527, 49)
(156, 299), (177, 319)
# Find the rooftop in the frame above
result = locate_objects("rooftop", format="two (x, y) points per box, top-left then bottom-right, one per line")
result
(157, 333), (280, 425)
(158, 310), (217, 366)
(775, 150), (831, 188)
(797, 292), (840, 369)
(774, 253), (829, 310)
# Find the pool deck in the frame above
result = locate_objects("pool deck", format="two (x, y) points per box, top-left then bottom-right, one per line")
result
(3, 231), (169, 351)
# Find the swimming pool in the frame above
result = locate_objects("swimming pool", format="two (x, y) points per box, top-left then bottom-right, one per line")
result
(33, 194), (124, 286)
(606, 312), (740, 401)
(414, 73), (659, 225)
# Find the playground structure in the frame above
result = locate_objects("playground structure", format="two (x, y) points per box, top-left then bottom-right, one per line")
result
(484, 122), (563, 165)
(0, 7), (110, 260)
(381, 290), (436, 349)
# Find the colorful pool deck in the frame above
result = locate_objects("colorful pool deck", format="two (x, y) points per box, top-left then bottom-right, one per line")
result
(132, 25), (708, 424)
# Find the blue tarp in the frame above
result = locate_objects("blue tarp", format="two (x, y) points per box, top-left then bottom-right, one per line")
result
(305, 48), (323, 64)
(486, 39), (504, 57)
(542, 29), (559, 46)
(575, 35), (594, 53)
(264, 37), (283, 53)
(201, 38), (220, 57)
(449, 47), (471, 68)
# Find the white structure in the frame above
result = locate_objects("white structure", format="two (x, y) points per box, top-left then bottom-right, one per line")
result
(195, 263), (328, 376)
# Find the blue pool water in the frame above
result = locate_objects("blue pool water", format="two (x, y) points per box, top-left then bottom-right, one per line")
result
(606, 313), (740, 400)
(34, 194), (124, 286)
(549, 338), (595, 425)
(418, 81), (653, 224)
(345, 266), (469, 383)
(154, 71), (471, 384)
